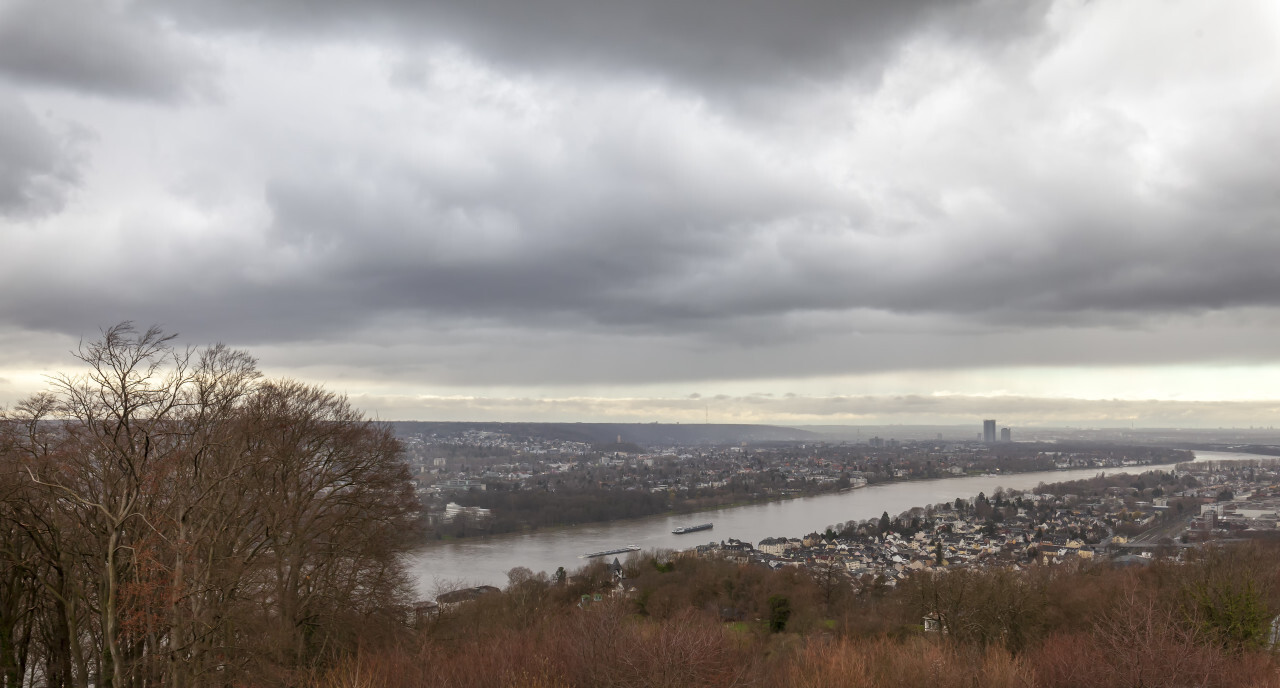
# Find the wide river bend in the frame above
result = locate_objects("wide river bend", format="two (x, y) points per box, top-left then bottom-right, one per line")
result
(407, 450), (1269, 592)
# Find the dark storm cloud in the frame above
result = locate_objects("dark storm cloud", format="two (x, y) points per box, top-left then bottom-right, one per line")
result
(0, 0), (211, 99)
(0, 90), (80, 217)
(251, 136), (857, 329)
(239, 130), (1280, 345)
(147, 0), (1050, 92)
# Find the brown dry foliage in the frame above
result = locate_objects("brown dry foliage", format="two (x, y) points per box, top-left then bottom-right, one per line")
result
(774, 636), (1035, 688)
(1029, 588), (1280, 688)
(312, 546), (1280, 688)
(317, 606), (758, 688)
(1, 324), (422, 688)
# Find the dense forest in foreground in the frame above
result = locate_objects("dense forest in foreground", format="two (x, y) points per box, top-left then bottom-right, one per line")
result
(324, 543), (1280, 688)
(1, 325), (420, 687)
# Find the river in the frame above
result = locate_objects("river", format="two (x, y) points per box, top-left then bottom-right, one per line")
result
(406, 449), (1272, 593)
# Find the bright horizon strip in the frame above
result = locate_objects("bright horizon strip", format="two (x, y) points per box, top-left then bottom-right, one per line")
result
(7, 363), (1280, 426)
(277, 363), (1280, 404)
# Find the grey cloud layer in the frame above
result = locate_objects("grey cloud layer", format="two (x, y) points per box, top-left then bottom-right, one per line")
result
(243, 89), (1280, 341)
(0, 0), (1277, 400)
(148, 0), (1050, 94)
(0, 0), (211, 99)
(0, 90), (79, 217)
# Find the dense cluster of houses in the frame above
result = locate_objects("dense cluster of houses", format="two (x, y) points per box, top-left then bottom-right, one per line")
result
(675, 461), (1280, 586)
(681, 492), (1171, 586)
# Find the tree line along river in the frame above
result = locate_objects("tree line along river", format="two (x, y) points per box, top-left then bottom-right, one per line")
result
(407, 450), (1270, 593)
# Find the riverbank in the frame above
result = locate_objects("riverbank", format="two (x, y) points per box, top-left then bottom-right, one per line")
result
(422, 456), (1190, 546)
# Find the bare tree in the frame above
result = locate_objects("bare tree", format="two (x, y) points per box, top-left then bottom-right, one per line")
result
(239, 379), (420, 672)
(808, 558), (847, 614)
(25, 324), (191, 687)
(2, 392), (97, 688)
(0, 324), (421, 687)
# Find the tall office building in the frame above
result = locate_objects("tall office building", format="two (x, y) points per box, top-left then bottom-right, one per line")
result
(1000, 427), (1011, 442)
(983, 419), (996, 443)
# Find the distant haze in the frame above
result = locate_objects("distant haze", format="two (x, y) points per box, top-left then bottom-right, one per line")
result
(2, 1), (1279, 426)
(797, 425), (1280, 446)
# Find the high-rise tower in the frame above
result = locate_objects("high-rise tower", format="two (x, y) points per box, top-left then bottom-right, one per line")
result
(983, 419), (996, 443)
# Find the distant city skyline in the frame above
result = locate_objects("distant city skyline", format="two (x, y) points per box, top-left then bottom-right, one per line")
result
(1, 1), (1279, 427)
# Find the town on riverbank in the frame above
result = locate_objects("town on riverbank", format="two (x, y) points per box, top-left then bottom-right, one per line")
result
(398, 423), (1191, 539)
(670, 456), (1280, 592)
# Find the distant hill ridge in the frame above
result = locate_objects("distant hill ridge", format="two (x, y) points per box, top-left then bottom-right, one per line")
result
(388, 421), (818, 447)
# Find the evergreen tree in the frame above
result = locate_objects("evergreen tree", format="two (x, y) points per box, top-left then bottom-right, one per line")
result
(768, 595), (791, 633)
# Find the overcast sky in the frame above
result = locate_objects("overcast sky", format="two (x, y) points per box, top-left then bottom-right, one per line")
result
(1, 0), (1278, 427)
